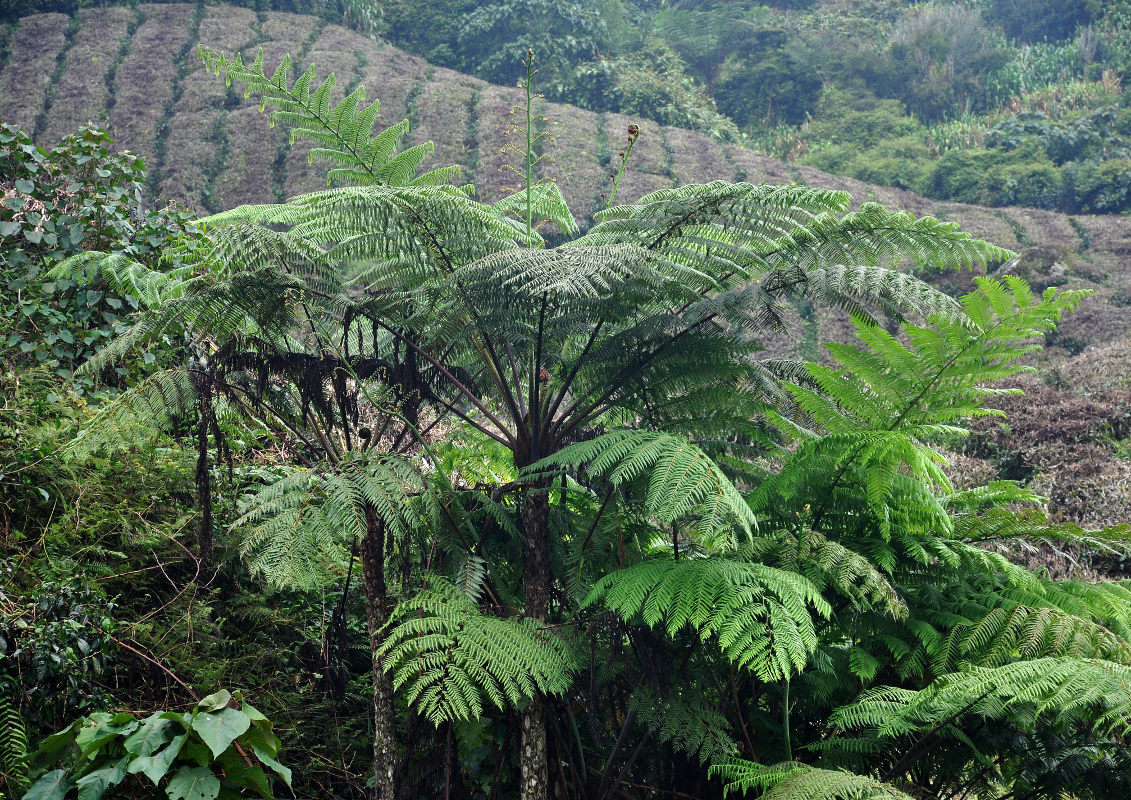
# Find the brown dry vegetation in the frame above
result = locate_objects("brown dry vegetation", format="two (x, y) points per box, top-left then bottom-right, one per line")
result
(2, 4), (1129, 527)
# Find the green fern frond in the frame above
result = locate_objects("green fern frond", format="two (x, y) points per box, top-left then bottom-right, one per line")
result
(831, 657), (1131, 739)
(754, 528), (907, 619)
(495, 181), (579, 237)
(48, 252), (197, 309)
(197, 46), (455, 187)
(710, 761), (914, 800)
(534, 430), (756, 540)
(237, 453), (431, 589)
(67, 369), (198, 457)
(631, 684), (739, 764)
(584, 558), (829, 680)
(0, 696), (29, 795)
(377, 579), (576, 724)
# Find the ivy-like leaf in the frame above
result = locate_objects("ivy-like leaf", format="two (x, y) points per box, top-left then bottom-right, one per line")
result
(127, 734), (187, 786)
(190, 709), (251, 759)
(165, 766), (221, 800)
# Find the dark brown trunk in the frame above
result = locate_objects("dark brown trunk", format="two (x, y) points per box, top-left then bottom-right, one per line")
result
(195, 390), (213, 570)
(360, 506), (398, 800)
(520, 486), (551, 800)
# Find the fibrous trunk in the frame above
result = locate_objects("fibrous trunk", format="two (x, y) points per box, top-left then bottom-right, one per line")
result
(521, 486), (551, 799)
(360, 506), (398, 800)
(195, 388), (213, 570)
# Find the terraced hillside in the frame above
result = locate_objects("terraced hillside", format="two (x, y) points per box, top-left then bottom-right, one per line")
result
(2, 4), (1130, 534)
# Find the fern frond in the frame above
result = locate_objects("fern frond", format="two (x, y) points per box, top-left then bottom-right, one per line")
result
(831, 657), (1131, 739)
(494, 181), (579, 236)
(0, 696), (30, 795)
(709, 761), (914, 800)
(377, 579), (576, 724)
(631, 684), (739, 764)
(584, 558), (829, 680)
(534, 430), (756, 540)
(237, 453), (430, 589)
(48, 252), (197, 309)
(198, 46), (455, 187)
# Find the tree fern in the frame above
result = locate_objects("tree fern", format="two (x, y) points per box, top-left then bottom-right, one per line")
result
(376, 579), (576, 725)
(751, 277), (1090, 537)
(584, 558), (830, 681)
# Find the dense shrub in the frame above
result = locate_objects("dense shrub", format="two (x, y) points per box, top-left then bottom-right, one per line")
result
(989, 0), (1103, 43)
(715, 28), (822, 126)
(878, 4), (1010, 122)
(0, 124), (194, 383)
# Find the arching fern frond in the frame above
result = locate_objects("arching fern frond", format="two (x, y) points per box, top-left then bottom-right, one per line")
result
(197, 46), (458, 187)
(377, 579), (576, 725)
(831, 658), (1131, 740)
(66, 369), (198, 457)
(583, 558), (830, 681)
(533, 430), (757, 541)
(494, 180), (579, 237)
(631, 684), (739, 765)
(709, 761), (914, 800)
(752, 528), (907, 619)
(48, 252), (197, 310)
(236, 452), (431, 589)
(0, 695), (30, 796)
(752, 277), (1090, 536)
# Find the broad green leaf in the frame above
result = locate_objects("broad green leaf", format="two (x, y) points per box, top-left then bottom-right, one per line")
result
(23, 769), (69, 800)
(127, 734), (187, 785)
(249, 740), (292, 787)
(165, 766), (221, 800)
(75, 757), (128, 800)
(196, 690), (232, 713)
(76, 714), (139, 758)
(191, 708), (251, 759)
(159, 710), (193, 730)
(30, 720), (79, 765)
(123, 714), (176, 757)
(180, 739), (214, 768)
(240, 702), (270, 728)
(218, 753), (272, 798)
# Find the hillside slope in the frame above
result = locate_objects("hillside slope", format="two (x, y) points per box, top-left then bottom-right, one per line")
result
(3, 4), (1130, 533)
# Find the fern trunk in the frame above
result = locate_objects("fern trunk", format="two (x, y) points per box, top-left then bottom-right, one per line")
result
(194, 386), (213, 570)
(521, 486), (551, 800)
(360, 507), (398, 800)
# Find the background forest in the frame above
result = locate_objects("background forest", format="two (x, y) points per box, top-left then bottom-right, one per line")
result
(3, 2), (1131, 800)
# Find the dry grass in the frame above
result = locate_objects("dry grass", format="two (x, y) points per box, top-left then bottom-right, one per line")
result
(544, 108), (605, 218)
(108, 5), (194, 155)
(663, 126), (731, 188)
(411, 78), (477, 175)
(41, 7), (132, 145)
(0, 13), (68, 131)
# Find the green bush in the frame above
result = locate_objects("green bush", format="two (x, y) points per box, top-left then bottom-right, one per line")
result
(989, 0), (1103, 43)
(803, 87), (921, 148)
(715, 28), (821, 126)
